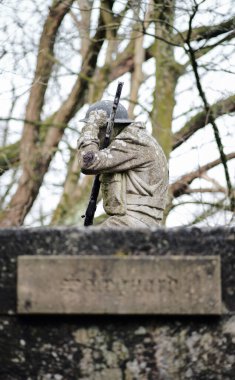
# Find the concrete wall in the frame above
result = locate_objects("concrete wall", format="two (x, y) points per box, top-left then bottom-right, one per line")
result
(0, 226), (234, 380)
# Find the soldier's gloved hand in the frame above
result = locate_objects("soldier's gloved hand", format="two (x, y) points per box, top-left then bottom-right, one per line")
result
(87, 110), (108, 129)
(78, 109), (108, 149)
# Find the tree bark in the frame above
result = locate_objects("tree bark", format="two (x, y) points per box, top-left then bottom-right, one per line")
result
(151, 0), (180, 158)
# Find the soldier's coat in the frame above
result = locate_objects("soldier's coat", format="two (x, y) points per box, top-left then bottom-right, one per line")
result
(77, 113), (168, 227)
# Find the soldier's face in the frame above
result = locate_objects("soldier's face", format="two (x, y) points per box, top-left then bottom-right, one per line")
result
(112, 123), (130, 139)
(98, 123), (130, 144)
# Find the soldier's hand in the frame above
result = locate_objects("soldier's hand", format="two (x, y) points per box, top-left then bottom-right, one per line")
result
(87, 110), (108, 128)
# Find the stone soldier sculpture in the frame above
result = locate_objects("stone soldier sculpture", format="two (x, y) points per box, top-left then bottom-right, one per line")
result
(77, 100), (168, 227)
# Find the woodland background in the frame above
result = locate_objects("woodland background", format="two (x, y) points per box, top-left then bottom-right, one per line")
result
(0, 0), (234, 227)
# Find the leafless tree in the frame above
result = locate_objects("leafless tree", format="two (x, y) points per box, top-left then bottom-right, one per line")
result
(0, 0), (234, 227)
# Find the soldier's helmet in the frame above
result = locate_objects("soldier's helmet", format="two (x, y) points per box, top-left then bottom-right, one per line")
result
(80, 100), (134, 124)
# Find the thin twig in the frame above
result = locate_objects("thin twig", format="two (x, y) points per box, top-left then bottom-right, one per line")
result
(184, 2), (234, 211)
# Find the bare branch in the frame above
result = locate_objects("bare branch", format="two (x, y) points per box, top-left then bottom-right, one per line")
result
(128, 2), (147, 118)
(70, 0), (93, 59)
(0, 141), (20, 176)
(51, 150), (93, 225)
(174, 16), (235, 44)
(0, 168), (18, 209)
(193, 16), (235, 42)
(189, 200), (230, 225)
(21, 0), (75, 159)
(170, 152), (235, 200)
(184, 187), (227, 194)
(185, 5), (234, 210)
(173, 95), (235, 149)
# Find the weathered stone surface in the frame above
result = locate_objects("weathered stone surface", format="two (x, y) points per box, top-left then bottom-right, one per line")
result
(18, 256), (221, 315)
(0, 226), (234, 314)
(0, 315), (235, 380)
(0, 227), (235, 379)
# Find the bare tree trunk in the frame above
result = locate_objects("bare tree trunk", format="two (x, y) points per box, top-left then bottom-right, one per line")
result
(151, 0), (182, 158)
(0, 2), (105, 227)
(51, 149), (93, 225)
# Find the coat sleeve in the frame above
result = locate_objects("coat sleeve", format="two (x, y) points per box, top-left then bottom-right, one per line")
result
(77, 124), (152, 174)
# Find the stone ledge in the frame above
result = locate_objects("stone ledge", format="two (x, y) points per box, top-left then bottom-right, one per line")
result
(0, 227), (234, 379)
(0, 226), (234, 314)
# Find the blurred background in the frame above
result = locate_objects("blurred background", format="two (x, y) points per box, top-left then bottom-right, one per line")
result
(0, 0), (234, 227)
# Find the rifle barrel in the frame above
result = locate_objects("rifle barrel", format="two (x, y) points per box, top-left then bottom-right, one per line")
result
(83, 82), (124, 226)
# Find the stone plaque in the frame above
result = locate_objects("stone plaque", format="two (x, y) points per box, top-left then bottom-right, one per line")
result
(17, 256), (221, 315)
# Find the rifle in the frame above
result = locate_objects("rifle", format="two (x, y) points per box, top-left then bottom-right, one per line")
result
(83, 81), (124, 226)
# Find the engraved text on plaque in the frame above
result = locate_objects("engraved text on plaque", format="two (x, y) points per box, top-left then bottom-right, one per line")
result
(17, 256), (221, 315)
